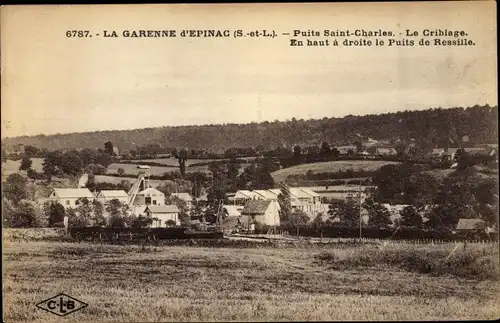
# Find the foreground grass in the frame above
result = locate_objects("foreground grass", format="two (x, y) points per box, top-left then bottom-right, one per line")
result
(3, 241), (500, 322)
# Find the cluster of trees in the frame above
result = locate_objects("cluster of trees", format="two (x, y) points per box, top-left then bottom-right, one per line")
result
(13, 142), (116, 181)
(42, 148), (114, 180)
(3, 105), (496, 152)
(371, 162), (498, 230)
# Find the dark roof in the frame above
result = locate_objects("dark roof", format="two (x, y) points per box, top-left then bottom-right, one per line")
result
(456, 218), (487, 230)
(241, 200), (271, 215)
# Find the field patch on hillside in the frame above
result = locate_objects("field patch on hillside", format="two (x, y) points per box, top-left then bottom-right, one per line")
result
(94, 175), (164, 187)
(271, 160), (401, 183)
(131, 156), (257, 167)
(107, 163), (210, 176)
(2, 158), (44, 177)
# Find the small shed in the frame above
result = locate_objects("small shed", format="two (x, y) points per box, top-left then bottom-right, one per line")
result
(456, 218), (487, 231)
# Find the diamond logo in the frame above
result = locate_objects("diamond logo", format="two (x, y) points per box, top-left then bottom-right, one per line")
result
(36, 293), (88, 317)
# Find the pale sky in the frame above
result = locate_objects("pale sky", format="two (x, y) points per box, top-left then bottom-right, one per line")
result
(1, 2), (497, 138)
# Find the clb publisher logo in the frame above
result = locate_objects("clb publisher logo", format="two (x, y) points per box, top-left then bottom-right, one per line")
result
(36, 293), (88, 317)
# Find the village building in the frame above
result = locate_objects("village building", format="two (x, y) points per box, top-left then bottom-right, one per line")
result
(233, 190), (259, 206)
(310, 185), (371, 204)
(130, 187), (165, 207)
(233, 187), (326, 216)
(337, 145), (357, 156)
(170, 192), (193, 207)
(44, 188), (95, 209)
(223, 205), (241, 217)
(456, 218), (487, 231)
(145, 205), (180, 227)
(376, 147), (397, 157)
(240, 200), (280, 227)
(95, 190), (128, 204)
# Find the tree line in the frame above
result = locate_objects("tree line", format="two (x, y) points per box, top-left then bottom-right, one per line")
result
(2, 105), (497, 152)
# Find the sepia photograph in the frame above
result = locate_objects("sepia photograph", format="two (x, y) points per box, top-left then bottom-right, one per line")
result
(1, 2), (499, 322)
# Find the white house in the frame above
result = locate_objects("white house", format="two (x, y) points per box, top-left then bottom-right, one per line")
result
(233, 187), (323, 216)
(45, 188), (95, 209)
(310, 185), (372, 204)
(223, 205), (241, 217)
(96, 190), (128, 204)
(130, 187), (165, 207)
(376, 148), (398, 156)
(253, 190), (279, 201)
(170, 192), (193, 207)
(233, 190), (256, 205)
(145, 205), (180, 227)
(241, 200), (280, 227)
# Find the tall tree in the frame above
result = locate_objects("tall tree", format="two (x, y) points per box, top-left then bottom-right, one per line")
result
(284, 209), (310, 228)
(60, 151), (83, 176)
(95, 153), (112, 168)
(277, 182), (292, 222)
(43, 150), (63, 181)
(1, 146), (7, 163)
(2, 198), (17, 227)
(104, 141), (114, 155)
(19, 154), (32, 171)
(399, 205), (423, 228)
(46, 202), (66, 227)
(24, 145), (39, 157)
(105, 199), (131, 227)
(74, 197), (93, 224)
(173, 148), (188, 178)
(92, 200), (106, 227)
(319, 141), (331, 161)
(3, 173), (28, 204)
(327, 198), (360, 227)
(14, 200), (47, 227)
(364, 199), (392, 229)
(293, 145), (302, 165)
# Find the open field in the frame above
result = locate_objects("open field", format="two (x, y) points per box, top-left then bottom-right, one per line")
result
(3, 238), (499, 322)
(130, 156), (257, 167)
(2, 158), (44, 177)
(108, 163), (210, 175)
(424, 165), (498, 181)
(94, 175), (165, 187)
(271, 160), (400, 183)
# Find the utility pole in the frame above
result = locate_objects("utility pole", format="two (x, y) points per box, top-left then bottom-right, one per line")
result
(359, 177), (363, 239)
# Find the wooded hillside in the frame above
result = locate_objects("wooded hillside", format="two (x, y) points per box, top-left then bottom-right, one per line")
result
(2, 105), (497, 151)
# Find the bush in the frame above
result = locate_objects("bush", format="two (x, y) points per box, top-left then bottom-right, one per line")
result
(314, 245), (500, 280)
(4, 200), (47, 228)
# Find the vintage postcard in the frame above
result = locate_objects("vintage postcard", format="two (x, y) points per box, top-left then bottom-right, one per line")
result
(1, 2), (498, 322)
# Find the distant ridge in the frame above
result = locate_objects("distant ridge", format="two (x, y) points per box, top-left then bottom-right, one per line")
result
(2, 105), (497, 151)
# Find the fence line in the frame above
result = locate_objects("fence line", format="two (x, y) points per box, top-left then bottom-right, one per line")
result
(303, 237), (496, 245)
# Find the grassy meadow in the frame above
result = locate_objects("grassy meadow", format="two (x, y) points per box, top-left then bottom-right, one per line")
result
(271, 160), (401, 183)
(131, 157), (257, 167)
(1, 158), (45, 179)
(93, 175), (164, 187)
(3, 235), (499, 322)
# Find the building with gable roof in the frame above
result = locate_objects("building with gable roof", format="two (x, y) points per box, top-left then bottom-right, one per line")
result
(96, 190), (128, 204)
(240, 200), (280, 227)
(44, 188), (95, 209)
(145, 205), (180, 227)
